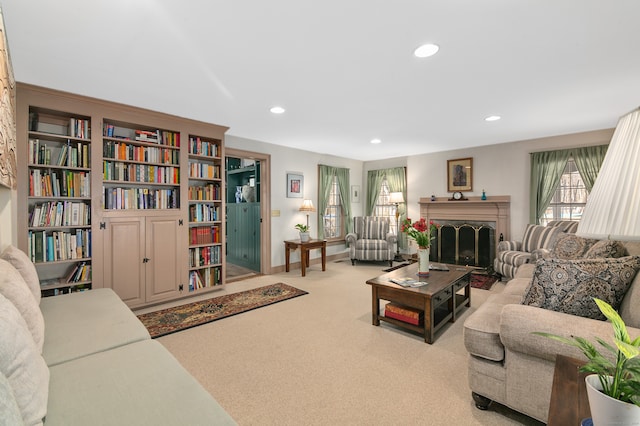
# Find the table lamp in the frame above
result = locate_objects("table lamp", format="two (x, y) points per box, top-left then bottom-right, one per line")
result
(388, 192), (405, 261)
(577, 107), (640, 241)
(299, 199), (316, 228)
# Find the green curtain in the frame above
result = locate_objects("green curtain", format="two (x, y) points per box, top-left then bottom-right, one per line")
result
(529, 150), (570, 224)
(383, 167), (407, 249)
(572, 144), (609, 191)
(335, 167), (352, 234)
(366, 169), (385, 215)
(318, 165), (334, 239)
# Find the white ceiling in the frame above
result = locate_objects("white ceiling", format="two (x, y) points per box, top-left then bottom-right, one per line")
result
(3, 1), (640, 161)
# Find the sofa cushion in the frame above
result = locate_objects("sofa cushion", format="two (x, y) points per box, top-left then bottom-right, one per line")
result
(521, 224), (562, 253)
(584, 239), (627, 259)
(0, 293), (49, 425)
(46, 340), (236, 426)
(522, 256), (640, 320)
(0, 259), (45, 353)
(551, 233), (599, 259)
(40, 288), (150, 366)
(0, 370), (24, 426)
(362, 217), (388, 240)
(1, 245), (41, 304)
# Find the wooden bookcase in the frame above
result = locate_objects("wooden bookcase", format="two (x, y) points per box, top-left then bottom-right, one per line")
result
(16, 83), (228, 308)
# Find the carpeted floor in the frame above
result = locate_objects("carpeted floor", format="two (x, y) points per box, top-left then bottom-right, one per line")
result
(137, 283), (308, 338)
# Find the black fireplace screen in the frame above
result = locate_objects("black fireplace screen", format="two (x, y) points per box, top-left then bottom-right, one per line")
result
(431, 222), (495, 268)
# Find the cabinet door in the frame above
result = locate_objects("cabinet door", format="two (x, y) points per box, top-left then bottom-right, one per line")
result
(145, 215), (183, 303)
(103, 217), (146, 306)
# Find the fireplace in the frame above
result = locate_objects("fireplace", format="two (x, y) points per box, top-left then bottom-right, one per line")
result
(419, 196), (510, 268)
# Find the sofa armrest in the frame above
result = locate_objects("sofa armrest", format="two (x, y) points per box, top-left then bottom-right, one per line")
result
(385, 232), (397, 245)
(500, 304), (640, 363)
(345, 232), (357, 246)
(530, 248), (550, 262)
(497, 240), (522, 252)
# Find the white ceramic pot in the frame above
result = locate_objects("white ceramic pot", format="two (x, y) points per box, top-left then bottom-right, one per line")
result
(417, 247), (430, 276)
(299, 232), (310, 243)
(585, 374), (640, 426)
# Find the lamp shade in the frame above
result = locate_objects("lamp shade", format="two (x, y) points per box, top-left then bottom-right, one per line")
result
(389, 192), (404, 204)
(299, 199), (316, 212)
(576, 107), (640, 241)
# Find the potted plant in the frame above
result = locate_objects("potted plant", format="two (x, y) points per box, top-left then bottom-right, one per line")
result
(533, 298), (640, 425)
(295, 224), (310, 242)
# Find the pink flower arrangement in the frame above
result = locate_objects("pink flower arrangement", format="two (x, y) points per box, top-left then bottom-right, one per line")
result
(401, 218), (439, 249)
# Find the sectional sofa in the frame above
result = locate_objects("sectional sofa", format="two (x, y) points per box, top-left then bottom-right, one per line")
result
(464, 231), (640, 423)
(0, 245), (236, 425)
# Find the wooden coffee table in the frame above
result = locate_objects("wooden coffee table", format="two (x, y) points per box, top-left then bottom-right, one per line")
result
(366, 263), (473, 343)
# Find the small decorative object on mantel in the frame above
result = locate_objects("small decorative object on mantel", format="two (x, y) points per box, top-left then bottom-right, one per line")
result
(431, 194), (436, 202)
(481, 190), (487, 200)
(401, 218), (439, 276)
(449, 191), (468, 201)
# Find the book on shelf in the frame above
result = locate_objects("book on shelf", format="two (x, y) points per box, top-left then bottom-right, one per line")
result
(384, 303), (424, 326)
(389, 277), (428, 288)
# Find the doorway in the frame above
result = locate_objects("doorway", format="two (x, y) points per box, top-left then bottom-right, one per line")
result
(225, 148), (271, 281)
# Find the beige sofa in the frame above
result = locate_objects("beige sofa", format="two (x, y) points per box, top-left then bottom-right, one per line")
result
(464, 240), (640, 423)
(0, 245), (236, 426)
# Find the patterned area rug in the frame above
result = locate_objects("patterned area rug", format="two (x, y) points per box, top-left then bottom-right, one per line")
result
(470, 272), (498, 290)
(137, 283), (308, 338)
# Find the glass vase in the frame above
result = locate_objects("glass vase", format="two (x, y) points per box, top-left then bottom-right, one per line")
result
(417, 247), (430, 277)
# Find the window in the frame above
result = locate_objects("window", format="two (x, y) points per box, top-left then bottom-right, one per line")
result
(372, 179), (398, 234)
(323, 176), (343, 239)
(540, 158), (587, 225)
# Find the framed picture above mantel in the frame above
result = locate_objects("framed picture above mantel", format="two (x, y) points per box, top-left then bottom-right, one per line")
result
(447, 157), (472, 192)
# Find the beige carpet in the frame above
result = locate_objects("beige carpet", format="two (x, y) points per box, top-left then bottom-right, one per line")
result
(152, 260), (545, 426)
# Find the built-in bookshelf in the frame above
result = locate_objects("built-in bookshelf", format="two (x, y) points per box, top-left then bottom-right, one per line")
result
(26, 107), (92, 296)
(102, 121), (181, 210)
(187, 135), (224, 291)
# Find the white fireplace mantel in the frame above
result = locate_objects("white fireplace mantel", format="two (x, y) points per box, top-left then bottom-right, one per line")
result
(418, 196), (511, 242)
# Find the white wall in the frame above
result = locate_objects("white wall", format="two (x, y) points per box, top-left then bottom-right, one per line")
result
(365, 128), (614, 241)
(226, 135), (364, 268)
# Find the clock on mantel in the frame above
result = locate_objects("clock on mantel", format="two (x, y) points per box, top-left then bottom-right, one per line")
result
(449, 191), (468, 201)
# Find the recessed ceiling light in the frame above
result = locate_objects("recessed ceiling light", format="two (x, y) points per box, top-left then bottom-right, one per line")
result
(414, 43), (439, 58)
(370, 138), (382, 144)
(485, 115), (501, 122)
(270, 106), (285, 114)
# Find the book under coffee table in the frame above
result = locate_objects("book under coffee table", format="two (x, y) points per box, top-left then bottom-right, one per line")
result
(366, 263), (473, 343)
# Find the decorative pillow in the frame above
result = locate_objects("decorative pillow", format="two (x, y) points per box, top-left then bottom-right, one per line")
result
(1, 245), (41, 304)
(584, 240), (627, 259)
(522, 256), (640, 320)
(521, 224), (562, 253)
(551, 234), (598, 259)
(0, 293), (49, 425)
(0, 259), (45, 353)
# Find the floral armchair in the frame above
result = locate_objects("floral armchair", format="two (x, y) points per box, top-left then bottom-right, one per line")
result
(345, 217), (397, 266)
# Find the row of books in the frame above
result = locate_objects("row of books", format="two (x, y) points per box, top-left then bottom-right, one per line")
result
(102, 161), (180, 184)
(189, 245), (221, 268)
(188, 183), (221, 201)
(42, 284), (90, 297)
(27, 229), (91, 263)
(103, 141), (180, 165)
(29, 138), (90, 168)
(188, 162), (221, 179)
(29, 169), (91, 198)
(66, 262), (91, 283)
(29, 201), (90, 227)
(103, 125), (180, 147)
(188, 267), (221, 291)
(188, 136), (220, 157)
(190, 225), (220, 245)
(384, 303), (424, 326)
(103, 187), (179, 210)
(69, 118), (90, 139)
(189, 203), (220, 222)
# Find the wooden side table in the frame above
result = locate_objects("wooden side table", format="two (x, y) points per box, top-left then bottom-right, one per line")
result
(547, 355), (590, 426)
(284, 239), (327, 277)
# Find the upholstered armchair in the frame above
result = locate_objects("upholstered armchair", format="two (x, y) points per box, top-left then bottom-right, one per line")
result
(345, 217), (397, 266)
(493, 220), (579, 279)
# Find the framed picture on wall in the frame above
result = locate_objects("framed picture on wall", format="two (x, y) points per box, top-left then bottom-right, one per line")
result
(351, 185), (360, 203)
(286, 172), (303, 198)
(447, 157), (473, 192)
